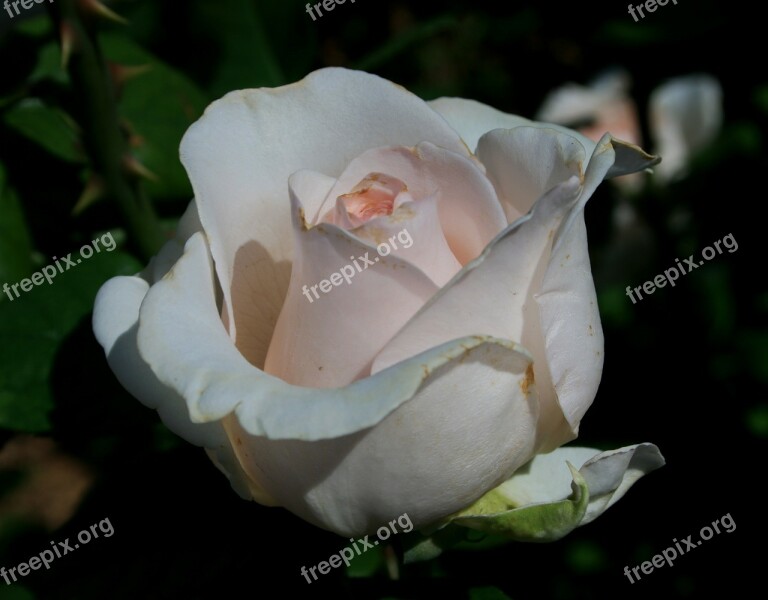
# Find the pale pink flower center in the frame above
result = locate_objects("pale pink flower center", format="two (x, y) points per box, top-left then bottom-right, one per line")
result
(338, 173), (407, 224)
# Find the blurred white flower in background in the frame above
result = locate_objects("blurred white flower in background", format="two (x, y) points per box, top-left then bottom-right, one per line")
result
(538, 70), (722, 187)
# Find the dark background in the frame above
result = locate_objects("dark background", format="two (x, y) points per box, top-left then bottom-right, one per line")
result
(0, 0), (764, 598)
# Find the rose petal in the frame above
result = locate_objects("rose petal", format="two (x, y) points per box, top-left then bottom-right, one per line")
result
(650, 74), (723, 182)
(452, 462), (589, 542)
(429, 97), (596, 156)
(536, 71), (642, 147)
(133, 228), (541, 533)
(491, 443), (665, 526)
(448, 443), (663, 541)
(92, 243), (270, 503)
(404, 445), (663, 556)
(346, 192), (463, 288)
(476, 127), (587, 222)
(135, 231), (516, 443)
(372, 177), (583, 451)
(228, 337), (538, 535)
(263, 178), (440, 387)
(429, 97), (658, 179)
(317, 143), (508, 264)
(179, 68), (469, 367)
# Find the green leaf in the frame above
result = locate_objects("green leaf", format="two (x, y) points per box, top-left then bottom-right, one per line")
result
(0, 162), (33, 283)
(753, 84), (768, 114)
(0, 247), (141, 432)
(0, 584), (36, 600)
(353, 15), (459, 72)
(345, 543), (386, 578)
(452, 463), (589, 542)
(4, 99), (83, 163)
(565, 540), (607, 574)
(28, 42), (69, 85)
(99, 34), (209, 200)
(745, 405), (768, 438)
(10, 14), (50, 38)
(469, 587), (513, 600)
(402, 524), (470, 564)
(193, 0), (286, 95)
(738, 331), (768, 385)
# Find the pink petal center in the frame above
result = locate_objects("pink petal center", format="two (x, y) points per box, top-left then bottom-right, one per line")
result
(336, 173), (407, 227)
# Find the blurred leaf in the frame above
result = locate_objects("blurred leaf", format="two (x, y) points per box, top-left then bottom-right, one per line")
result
(0, 162), (33, 283)
(756, 293), (768, 313)
(693, 264), (735, 340)
(28, 42), (69, 85)
(13, 14), (51, 38)
(565, 540), (606, 574)
(99, 34), (208, 200)
(469, 587), (513, 600)
(4, 99), (83, 163)
(193, 0), (286, 95)
(345, 543), (385, 578)
(598, 284), (635, 328)
(754, 84), (768, 113)
(0, 249), (141, 432)
(705, 122), (763, 159)
(597, 21), (672, 46)
(152, 422), (182, 452)
(354, 15), (459, 71)
(738, 331), (768, 385)
(0, 584), (36, 600)
(745, 405), (768, 438)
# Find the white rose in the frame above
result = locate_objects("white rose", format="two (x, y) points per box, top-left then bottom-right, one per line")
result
(93, 68), (664, 540)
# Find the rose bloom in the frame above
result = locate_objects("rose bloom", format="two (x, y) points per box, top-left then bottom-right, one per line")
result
(537, 71), (722, 184)
(94, 68), (664, 540)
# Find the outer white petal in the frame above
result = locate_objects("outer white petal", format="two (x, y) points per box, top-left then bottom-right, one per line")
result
(179, 68), (469, 368)
(428, 96), (657, 179)
(373, 132), (652, 454)
(650, 74), (723, 182)
(476, 127), (586, 221)
(428, 97), (596, 156)
(92, 204), (268, 503)
(372, 177), (583, 452)
(134, 229), (542, 534)
(228, 337), (538, 535)
(494, 443), (665, 525)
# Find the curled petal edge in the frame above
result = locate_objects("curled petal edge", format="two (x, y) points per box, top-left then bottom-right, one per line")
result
(136, 232), (535, 442)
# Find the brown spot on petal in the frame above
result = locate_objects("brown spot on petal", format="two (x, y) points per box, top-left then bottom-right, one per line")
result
(520, 364), (535, 395)
(298, 207), (310, 231)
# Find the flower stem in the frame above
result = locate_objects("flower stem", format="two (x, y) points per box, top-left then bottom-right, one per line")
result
(51, 0), (165, 260)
